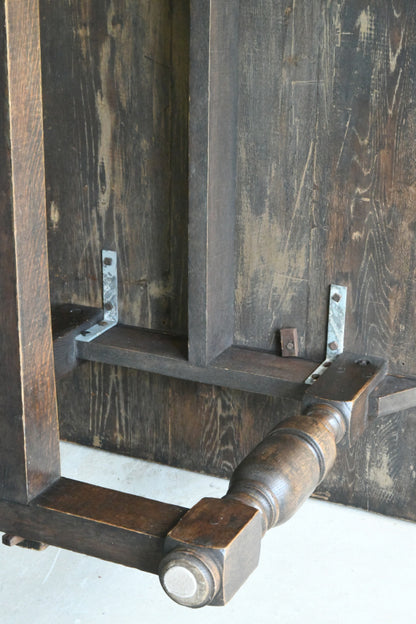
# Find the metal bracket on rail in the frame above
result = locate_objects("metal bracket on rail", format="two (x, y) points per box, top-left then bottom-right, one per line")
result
(76, 250), (118, 343)
(305, 284), (347, 384)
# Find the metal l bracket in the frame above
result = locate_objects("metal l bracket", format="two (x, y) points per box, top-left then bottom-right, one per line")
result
(76, 250), (118, 343)
(305, 284), (347, 384)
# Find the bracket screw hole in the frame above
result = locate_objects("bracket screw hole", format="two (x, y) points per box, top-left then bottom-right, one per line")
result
(332, 293), (341, 303)
(104, 257), (113, 266)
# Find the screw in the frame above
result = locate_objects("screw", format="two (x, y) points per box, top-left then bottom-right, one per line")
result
(98, 321), (108, 327)
(312, 373), (321, 380)
(104, 302), (113, 311)
(332, 293), (341, 303)
(328, 341), (338, 351)
(103, 257), (112, 266)
(286, 342), (294, 351)
(80, 330), (90, 336)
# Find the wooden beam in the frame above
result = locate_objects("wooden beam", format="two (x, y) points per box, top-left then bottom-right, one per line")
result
(0, 0), (60, 503)
(76, 325), (316, 400)
(0, 478), (186, 574)
(188, 0), (240, 366)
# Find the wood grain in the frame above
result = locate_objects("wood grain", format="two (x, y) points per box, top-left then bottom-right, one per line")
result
(234, 0), (324, 356)
(0, 477), (186, 574)
(75, 324), (316, 399)
(41, 0), (416, 523)
(188, 0), (239, 365)
(41, 0), (189, 334)
(234, 0), (416, 372)
(58, 365), (293, 478)
(0, 0), (60, 503)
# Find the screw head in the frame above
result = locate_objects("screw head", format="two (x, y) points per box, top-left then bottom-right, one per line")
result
(332, 293), (341, 303)
(328, 341), (339, 351)
(103, 257), (113, 266)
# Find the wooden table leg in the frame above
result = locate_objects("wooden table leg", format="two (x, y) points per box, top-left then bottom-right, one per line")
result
(0, 0), (60, 504)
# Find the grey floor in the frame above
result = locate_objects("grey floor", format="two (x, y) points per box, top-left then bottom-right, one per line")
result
(0, 442), (414, 624)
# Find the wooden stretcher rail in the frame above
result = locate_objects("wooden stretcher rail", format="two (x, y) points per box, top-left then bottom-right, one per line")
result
(75, 324), (318, 400)
(0, 478), (186, 575)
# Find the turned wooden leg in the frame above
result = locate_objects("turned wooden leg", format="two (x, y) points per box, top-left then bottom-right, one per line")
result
(226, 404), (345, 532)
(159, 404), (344, 607)
(159, 354), (387, 607)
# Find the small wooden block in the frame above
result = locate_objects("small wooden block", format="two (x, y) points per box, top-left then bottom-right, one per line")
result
(280, 328), (299, 357)
(2, 534), (48, 551)
(2, 534), (24, 547)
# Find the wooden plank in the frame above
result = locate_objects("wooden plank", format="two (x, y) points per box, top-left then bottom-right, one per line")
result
(0, 0), (60, 503)
(234, 0), (322, 355)
(75, 325), (317, 399)
(310, 1), (416, 516)
(41, 0), (189, 334)
(58, 366), (293, 478)
(188, 0), (239, 365)
(234, 0), (416, 368)
(0, 477), (186, 574)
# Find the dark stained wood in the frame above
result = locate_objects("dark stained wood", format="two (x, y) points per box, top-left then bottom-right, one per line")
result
(233, 0), (416, 372)
(58, 364), (416, 524)
(160, 379), (374, 607)
(76, 324), (317, 399)
(227, 408), (344, 531)
(0, 477), (186, 574)
(52, 304), (102, 379)
(188, 0), (239, 365)
(316, 409), (416, 523)
(0, 0), (60, 504)
(57, 366), (292, 476)
(322, 1), (416, 377)
(1, 2), (416, 608)
(161, 497), (262, 607)
(234, 0), (322, 356)
(38, 0), (416, 526)
(280, 328), (299, 358)
(377, 375), (416, 417)
(41, 0), (189, 334)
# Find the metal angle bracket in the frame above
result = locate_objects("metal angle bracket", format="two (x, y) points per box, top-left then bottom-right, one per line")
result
(305, 284), (347, 385)
(76, 250), (118, 343)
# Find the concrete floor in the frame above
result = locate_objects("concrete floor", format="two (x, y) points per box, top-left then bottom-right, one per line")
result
(0, 442), (414, 624)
